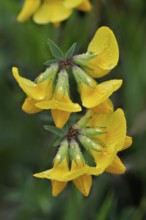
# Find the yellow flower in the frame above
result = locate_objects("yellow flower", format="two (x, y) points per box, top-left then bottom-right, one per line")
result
(77, 102), (132, 176)
(86, 26), (119, 78)
(17, 0), (92, 25)
(12, 64), (58, 113)
(34, 104), (132, 196)
(36, 69), (81, 128)
(72, 65), (122, 108)
(34, 139), (94, 196)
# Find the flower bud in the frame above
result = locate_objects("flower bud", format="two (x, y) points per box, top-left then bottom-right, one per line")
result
(73, 53), (96, 67)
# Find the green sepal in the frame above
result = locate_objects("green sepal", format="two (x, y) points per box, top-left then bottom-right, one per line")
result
(53, 136), (66, 147)
(78, 127), (106, 138)
(54, 139), (69, 164)
(44, 59), (58, 66)
(48, 39), (65, 60)
(43, 125), (66, 137)
(55, 69), (69, 97)
(69, 139), (84, 165)
(78, 135), (103, 152)
(35, 63), (58, 83)
(73, 52), (96, 65)
(72, 65), (93, 87)
(73, 111), (92, 129)
(65, 42), (77, 58)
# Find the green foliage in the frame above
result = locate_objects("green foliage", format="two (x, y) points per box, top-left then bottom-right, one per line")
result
(1, 0), (146, 220)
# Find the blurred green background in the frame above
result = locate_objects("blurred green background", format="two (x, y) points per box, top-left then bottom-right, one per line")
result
(1, 0), (146, 219)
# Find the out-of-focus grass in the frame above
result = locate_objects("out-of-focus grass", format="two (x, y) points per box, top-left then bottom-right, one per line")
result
(0, 0), (146, 219)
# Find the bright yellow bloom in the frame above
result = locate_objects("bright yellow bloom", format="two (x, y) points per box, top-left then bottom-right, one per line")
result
(12, 65), (58, 112)
(34, 139), (94, 196)
(34, 102), (132, 196)
(17, 0), (92, 25)
(36, 69), (81, 128)
(72, 65), (122, 108)
(85, 27), (119, 78)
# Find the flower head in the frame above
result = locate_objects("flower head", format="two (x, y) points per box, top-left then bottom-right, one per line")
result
(17, 0), (92, 25)
(34, 101), (132, 196)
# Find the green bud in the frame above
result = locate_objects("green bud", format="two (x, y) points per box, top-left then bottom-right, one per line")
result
(73, 52), (96, 67)
(72, 65), (93, 87)
(36, 63), (59, 83)
(54, 138), (69, 164)
(78, 135), (103, 152)
(69, 139), (84, 165)
(78, 127), (106, 138)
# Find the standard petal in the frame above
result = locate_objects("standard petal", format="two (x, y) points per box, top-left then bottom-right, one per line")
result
(51, 109), (70, 128)
(121, 136), (133, 151)
(87, 26), (119, 78)
(33, 0), (72, 24)
(63, 0), (83, 8)
(17, 0), (41, 22)
(80, 79), (122, 108)
(22, 97), (42, 114)
(77, 0), (92, 11)
(12, 67), (53, 100)
(105, 156), (126, 174)
(89, 99), (114, 114)
(51, 180), (67, 196)
(73, 174), (92, 196)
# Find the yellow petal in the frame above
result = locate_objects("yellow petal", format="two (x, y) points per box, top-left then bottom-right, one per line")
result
(22, 97), (42, 114)
(93, 108), (126, 151)
(73, 174), (92, 196)
(33, 158), (69, 181)
(63, 0), (83, 8)
(51, 180), (67, 196)
(87, 26), (119, 78)
(51, 109), (70, 128)
(106, 156), (126, 174)
(80, 79), (122, 108)
(33, 0), (72, 24)
(90, 148), (116, 175)
(17, 0), (41, 22)
(89, 99), (114, 114)
(121, 136), (132, 151)
(12, 67), (53, 100)
(77, 0), (92, 11)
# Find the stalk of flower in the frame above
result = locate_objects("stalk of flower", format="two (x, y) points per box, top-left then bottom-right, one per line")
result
(12, 64), (58, 113)
(17, 0), (92, 25)
(72, 65), (123, 108)
(73, 26), (119, 78)
(35, 68), (82, 128)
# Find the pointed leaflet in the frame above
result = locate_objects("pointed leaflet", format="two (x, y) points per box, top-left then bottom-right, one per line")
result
(65, 43), (77, 58)
(43, 125), (66, 137)
(48, 39), (65, 60)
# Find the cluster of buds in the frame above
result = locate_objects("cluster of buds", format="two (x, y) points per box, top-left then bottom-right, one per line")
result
(13, 27), (132, 196)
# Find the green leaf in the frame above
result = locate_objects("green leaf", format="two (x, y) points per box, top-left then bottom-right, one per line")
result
(53, 136), (65, 147)
(65, 43), (77, 58)
(43, 125), (66, 137)
(48, 39), (65, 60)
(44, 59), (57, 66)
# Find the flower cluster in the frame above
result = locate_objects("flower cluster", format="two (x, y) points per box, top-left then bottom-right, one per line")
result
(34, 100), (132, 196)
(17, 0), (92, 25)
(13, 26), (132, 196)
(13, 27), (121, 128)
